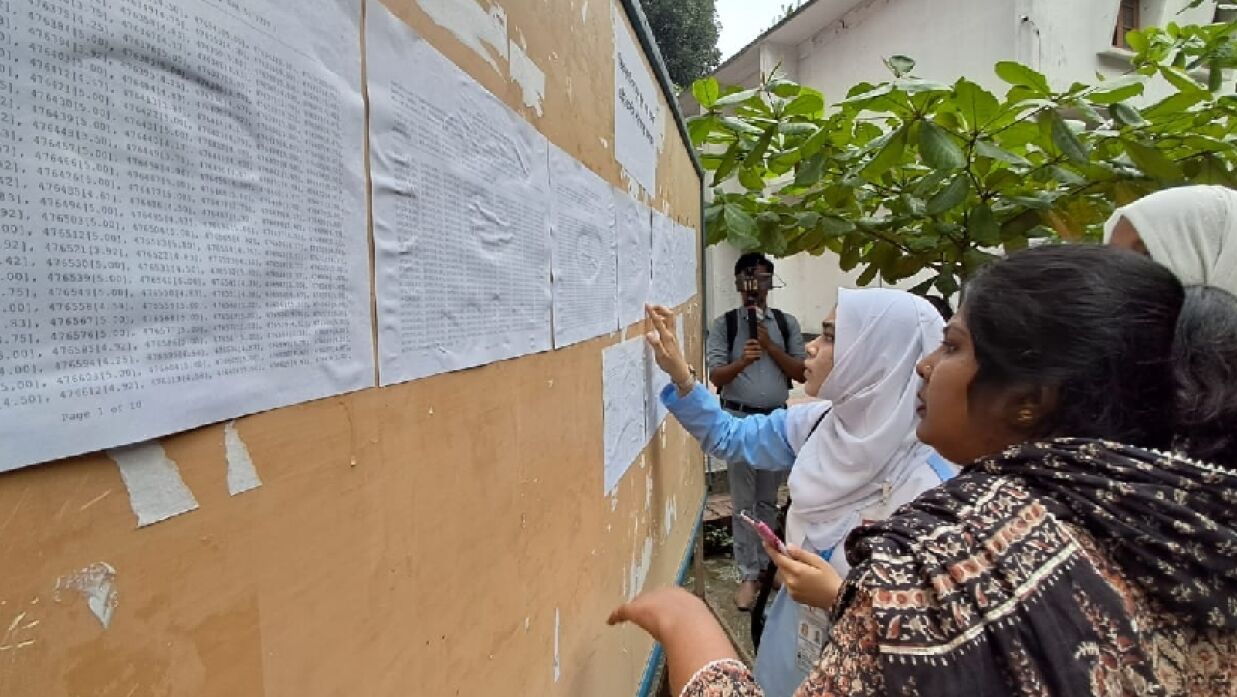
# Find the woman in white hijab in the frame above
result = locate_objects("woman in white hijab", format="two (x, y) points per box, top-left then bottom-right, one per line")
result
(1104, 185), (1237, 469)
(1104, 184), (1237, 294)
(643, 288), (953, 697)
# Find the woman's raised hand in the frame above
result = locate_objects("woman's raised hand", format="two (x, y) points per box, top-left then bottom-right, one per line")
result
(645, 304), (693, 388)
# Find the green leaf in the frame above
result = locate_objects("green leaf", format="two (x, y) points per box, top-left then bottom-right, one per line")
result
(692, 77), (720, 108)
(742, 127), (776, 168)
(723, 204), (758, 247)
(1045, 111), (1090, 165)
(884, 55), (916, 77)
(783, 92), (824, 117)
(1043, 208), (1083, 241)
(839, 243), (862, 272)
(870, 240), (900, 273)
(738, 166), (765, 191)
(1109, 102), (1147, 127)
(918, 121), (966, 170)
(686, 115), (716, 147)
(714, 88), (761, 108)
(1191, 153), (1236, 186)
(794, 153), (825, 187)
(819, 215), (856, 235)
(974, 139), (1030, 166)
(995, 61), (1051, 95)
(925, 174), (970, 215)
(778, 122), (817, 136)
(856, 261), (880, 286)
(1000, 209), (1042, 241)
(767, 149), (801, 175)
(1123, 139), (1185, 182)
(1160, 66), (1207, 95)
(934, 110), (963, 132)
(911, 170), (948, 198)
(795, 212), (821, 229)
(911, 278), (937, 295)
(967, 203), (1000, 245)
(984, 168), (1021, 191)
(896, 77), (952, 95)
(935, 273), (960, 296)
(1002, 192), (1045, 209)
(860, 125), (908, 182)
(890, 254), (930, 281)
(840, 82), (895, 106)
(1142, 90), (1206, 120)
(798, 127), (830, 158)
(962, 249), (999, 275)
(954, 78), (1001, 132)
(720, 116), (765, 136)
(713, 141), (742, 183)
(1088, 74), (1147, 104)
(768, 79), (801, 98)
(757, 211), (781, 227)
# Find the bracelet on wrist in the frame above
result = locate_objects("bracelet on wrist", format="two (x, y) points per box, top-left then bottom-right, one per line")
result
(675, 366), (697, 390)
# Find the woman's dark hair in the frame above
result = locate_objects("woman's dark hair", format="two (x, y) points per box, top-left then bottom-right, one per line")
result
(1173, 286), (1237, 467)
(963, 245), (1184, 449)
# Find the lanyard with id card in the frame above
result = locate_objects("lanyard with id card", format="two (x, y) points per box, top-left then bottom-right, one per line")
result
(794, 545), (835, 673)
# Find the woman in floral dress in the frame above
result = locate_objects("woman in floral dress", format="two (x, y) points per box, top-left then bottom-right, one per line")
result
(613, 245), (1237, 697)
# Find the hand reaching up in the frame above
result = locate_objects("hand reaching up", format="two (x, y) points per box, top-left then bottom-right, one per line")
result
(644, 304), (693, 388)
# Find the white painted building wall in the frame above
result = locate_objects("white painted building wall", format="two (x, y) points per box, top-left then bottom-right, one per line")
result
(695, 0), (1221, 335)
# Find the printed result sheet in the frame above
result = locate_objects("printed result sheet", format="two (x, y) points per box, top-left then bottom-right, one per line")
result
(549, 145), (617, 348)
(367, 4), (553, 384)
(0, 0), (372, 471)
(650, 211), (676, 306)
(615, 191), (651, 328)
(650, 213), (697, 308)
(673, 221), (698, 305)
(601, 336), (646, 494)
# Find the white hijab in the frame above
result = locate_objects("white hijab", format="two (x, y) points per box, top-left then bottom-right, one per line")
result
(1103, 185), (1237, 295)
(785, 288), (943, 553)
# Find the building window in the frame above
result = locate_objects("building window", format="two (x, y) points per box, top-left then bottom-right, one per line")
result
(1113, 0), (1140, 49)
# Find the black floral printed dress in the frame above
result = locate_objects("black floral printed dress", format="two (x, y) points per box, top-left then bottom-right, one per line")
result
(681, 440), (1237, 697)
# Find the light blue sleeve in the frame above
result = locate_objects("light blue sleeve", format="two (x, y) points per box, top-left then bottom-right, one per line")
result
(660, 383), (796, 471)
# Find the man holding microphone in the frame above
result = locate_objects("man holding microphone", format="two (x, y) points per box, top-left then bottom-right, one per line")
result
(705, 252), (806, 610)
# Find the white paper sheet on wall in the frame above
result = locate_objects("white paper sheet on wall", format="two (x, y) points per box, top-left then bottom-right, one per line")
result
(601, 337), (647, 494)
(0, 0), (372, 472)
(368, 4), (554, 385)
(549, 145), (618, 348)
(612, 1), (660, 195)
(615, 192), (652, 328)
(650, 211), (677, 306)
(673, 222), (699, 306)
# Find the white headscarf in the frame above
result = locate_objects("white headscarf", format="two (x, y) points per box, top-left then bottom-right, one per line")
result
(1103, 185), (1237, 295)
(785, 288), (944, 553)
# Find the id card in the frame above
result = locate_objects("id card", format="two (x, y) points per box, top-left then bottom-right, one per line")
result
(794, 542), (834, 674)
(795, 604), (831, 673)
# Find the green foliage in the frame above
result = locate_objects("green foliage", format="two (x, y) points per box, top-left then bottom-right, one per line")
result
(639, 0), (721, 87)
(688, 23), (1237, 293)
